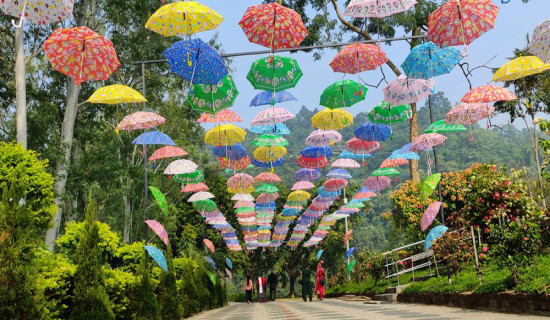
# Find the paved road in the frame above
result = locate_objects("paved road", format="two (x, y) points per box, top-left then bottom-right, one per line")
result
(189, 299), (548, 320)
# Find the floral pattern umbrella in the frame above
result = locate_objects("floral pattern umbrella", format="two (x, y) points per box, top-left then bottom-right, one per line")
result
(116, 112), (165, 132)
(346, 138), (380, 154)
(372, 168), (400, 177)
(212, 143), (247, 160)
(364, 176), (391, 191)
(149, 146), (188, 161)
(218, 156), (252, 171)
(181, 183), (209, 193)
(380, 157), (409, 168)
(190, 75), (239, 115)
(252, 135), (288, 147)
(529, 19), (550, 63)
(188, 191), (215, 202)
(324, 178), (348, 192)
(203, 239), (215, 253)
(227, 173), (255, 190)
(344, 229), (353, 243)
(231, 193), (255, 202)
(251, 107), (295, 126)
(255, 184), (279, 194)
(344, 0), (417, 18)
(255, 172), (281, 183)
(493, 56), (550, 82)
(296, 155), (328, 169)
(384, 75), (434, 105)
(174, 170), (204, 184)
(256, 192), (279, 203)
(205, 124), (247, 146)
(291, 181), (315, 191)
(239, 2), (308, 50)
(445, 103), (494, 125)
(294, 168), (322, 181)
(331, 158), (360, 169)
(145, 245), (168, 272)
(288, 190), (311, 202)
(354, 121), (391, 142)
(300, 146), (333, 158)
(250, 90), (297, 107)
(327, 169), (353, 179)
(410, 133), (447, 153)
(43, 26), (120, 85)
(247, 55), (303, 92)
(367, 101), (412, 127)
(145, 220), (169, 246)
(253, 146), (287, 163)
(423, 120), (466, 134)
(320, 80), (368, 109)
(1, 0), (75, 26)
(311, 108), (353, 131)
(149, 187), (168, 215)
(424, 226), (448, 250)
(460, 84), (517, 103)
(87, 84), (147, 104)
(330, 43), (388, 74)
(421, 173), (442, 200)
(306, 129), (342, 147)
(251, 123), (291, 135)
(164, 159), (198, 175)
(401, 41), (462, 79)
(132, 131), (176, 146)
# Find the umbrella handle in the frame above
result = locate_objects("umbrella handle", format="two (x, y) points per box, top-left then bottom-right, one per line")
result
(11, 0), (26, 28)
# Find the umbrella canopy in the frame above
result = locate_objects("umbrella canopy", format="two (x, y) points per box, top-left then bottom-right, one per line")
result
(320, 80), (368, 109)
(1, 0), (75, 25)
(372, 168), (400, 177)
(368, 101), (412, 125)
(421, 173), (442, 200)
(300, 146), (333, 158)
(460, 84), (517, 103)
(190, 75), (239, 115)
(145, 245), (168, 272)
(145, 1), (223, 37)
(149, 146), (188, 161)
(311, 108), (353, 130)
(43, 26), (120, 85)
(346, 259), (357, 274)
(427, 0), (499, 48)
(288, 190), (311, 202)
(424, 226), (448, 250)
(218, 156), (252, 171)
(251, 107), (295, 126)
(344, 229), (353, 244)
(188, 191), (215, 202)
(255, 172), (281, 183)
(339, 150), (373, 160)
(87, 84), (147, 104)
(228, 185), (255, 194)
(203, 239), (215, 253)
(226, 257), (233, 270)
(193, 199), (218, 212)
(296, 155), (328, 169)
(422, 202), (443, 232)
(344, 0), (417, 18)
(423, 120), (466, 134)
(529, 19), (550, 63)
(117, 112), (165, 132)
(164, 38), (227, 85)
(164, 159), (198, 175)
(306, 129), (342, 147)
(331, 158), (360, 169)
(390, 144), (420, 160)
(253, 146), (287, 163)
(174, 170), (204, 184)
(256, 192), (279, 203)
(364, 176), (391, 191)
(294, 168), (322, 181)
(401, 41), (462, 79)
(493, 56), (550, 82)
(252, 135), (288, 147)
(212, 143), (247, 160)
(251, 123), (291, 135)
(132, 131), (176, 146)
(354, 121), (391, 142)
(291, 181), (315, 191)
(445, 103), (494, 125)
(384, 75), (434, 105)
(204, 256), (216, 269)
(330, 43), (388, 74)
(327, 169), (353, 179)
(410, 133), (447, 153)
(239, 2), (308, 50)
(380, 157), (409, 168)
(346, 138), (380, 154)
(227, 173), (255, 190)
(247, 55), (303, 92)
(323, 178), (348, 192)
(255, 184), (279, 194)
(149, 187), (168, 215)
(145, 220), (169, 246)
(316, 249), (324, 260)
(205, 124), (247, 146)
(250, 90), (297, 107)
(181, 183), (209, 193)
(345, 247), (356, 260)
(231, 193), (255, 202)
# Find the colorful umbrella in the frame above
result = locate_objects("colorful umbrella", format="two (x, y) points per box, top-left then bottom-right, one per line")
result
(372, 168), (400, 177)
(164, 159), (198, 175)
(144, 245), (168, 272)
(288, 190), (311, 202)
(344, 0), (417, 18)
(410, 133), (447, 153)
(422, 201), (443, 231)
(205, 124), (247, 146)
(401, 41), (462, 79)
(345, 247), (356, 260)
(226, 257), (233, 270)
(529, 19), (550, 63)
(460, 84), (517, 103)
(255, 184), (279, 194)
(354, 121), (391, 142)
(116, 112), (165, 132)
(367, 101), (412, 126)
(247, 55), (303, 92)
(291, 181), (315, 191)
(174, 170), (204, 184)
(296, 156), (328, 169)
(346, 138), (380, 154)
(364, 176), (391, 191)
(421, 173), (442, 200)
(252, 135), (288, 147)
(380, 157), (409, 168)
(445, 103), (494, 125)
(250, 123), (291, 135)
(344, 229), (353, 244)
(347, 260), (357, 275)
(306, 129), (342, 147)
(331, 158), (360, 169)
(181, 183), (209, 193)
(149, 146), (188, 161)
(311, 108), (353, 131)
(190, 75), (238, 115)
(316, 249), (324, 260)
(193, 199), (218, 212)
(227, 173), (255, 190)
(424, 226), (448, 250)
(188, 191), (215, 202)
(228, 185), (255, 194)
(339, 150), (374, 160)
(423, 120), (466, 134)
(203, 239), (215, 253)
(323, 178), (348, 192)
(253, 158), (285, 168)
(253, 146), (287, 163)
(43, 26), (120, 85)
(256, 192), (279, 203)
(427, 0), (499, 49)
(218, 156), (252, 171)
(87, 84), (147, 104)
(300, 146), (333, 158)
(145, 1), (223, 37)
(389, 146), (420, 160)
(132, 131), (176, 146)
(327, 169), (353, 179)
(294, 168), (322, 181)
(493, 56), (550, 82)
(164, 38), (227, 85)
(226, 268), (233, 279)
(354, 187), (377, 199)
(255, 172), (282, 183)
(231, 193), (255, 202)
(145, 220), (169, 246)
(251, 107), (295, 126)
(250, 90), (297, 107)
(330, 43), (388, 74)
(384, 75), (434, 105)
(212, 143), (247, 160)
(320, 80), (368, 109)
(149, 187), (168, 215)
(1, 0), (74, 26)
(204, 256), (216, 269)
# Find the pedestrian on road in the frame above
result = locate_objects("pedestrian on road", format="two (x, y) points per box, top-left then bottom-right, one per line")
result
(300, 264), (313, 302)
(256, 275), (267, 303)
(245, 275), (254, 304)
(315, 261), (326, 301)
(267, 269), (278, 301)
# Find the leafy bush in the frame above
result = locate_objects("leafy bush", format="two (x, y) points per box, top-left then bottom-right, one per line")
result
(516, 255), (550, 294)
(473, 264), (513, 294)
(57, 219), (120, 263)
(432, 221), (474, 278)
(103, 268), (137, 319)
(403, 266), (478, 294)
(114, 241), (145, 273)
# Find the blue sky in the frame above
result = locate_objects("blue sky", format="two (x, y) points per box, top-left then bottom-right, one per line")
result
(190, 0), (549, 128)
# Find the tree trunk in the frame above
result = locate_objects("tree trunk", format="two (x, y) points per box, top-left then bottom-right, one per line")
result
(15, 26), (27, 150)
(288, 272), (297, 298)
(409, 102), (420, 182)
(525, 115), (546, 206)
(123, 189), (132, 243)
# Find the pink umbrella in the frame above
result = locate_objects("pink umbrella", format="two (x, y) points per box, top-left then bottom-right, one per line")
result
(306, 129), (342, 147)
(445, 103), (494, 125)
(364, 176), (391, 192)
(149, 146), (188, 161)
(344, 229), (353, 244)
(117, 111), (165, 132)
(421, 201), (442, 231)
(201, 210), (220, 219)
(460, 84), (517, 103)
(255, 172), (282, 183)
(231, 193), (255, 201)
(331, 158), (360, 169)
(227, 173), (255, 190)
(410, 133), (447, 153)
(203, 239), (215, 253)
(344, 0), (417, 18)
(354, 190), (377, 199)
(144, 220), (169, 246)
(256, 192), (279, 204)
(251, 107), (294, 126)
(234, 200), (255, 208)
(196, 109), (243, 123)
(291, 181), (315, 191)
(380, 157), (409, 168)
(384, 75), (434, 105)
(323, 178), (348, 192)
(226, 268), (233, 279)
(181, 183), (209, 193)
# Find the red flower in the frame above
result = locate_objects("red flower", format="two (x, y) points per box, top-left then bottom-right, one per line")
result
(505, 180), (510, 185)
(515, 193), (518, 197)
(524, 237), (528, 241)
(482, 246), (488, 253)
(484, 228), (489, 233)
(471, 182), (475, 186)
(484, 216), (489, 221)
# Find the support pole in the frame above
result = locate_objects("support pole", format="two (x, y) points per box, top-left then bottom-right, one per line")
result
(141, 63), (149, 243)
(345, 216), (350, 281)
(428, 95), (445, 225)
(15, 25), (27, 150)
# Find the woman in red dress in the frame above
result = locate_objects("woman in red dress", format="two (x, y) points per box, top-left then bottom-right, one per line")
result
(314, 261), (326, 300)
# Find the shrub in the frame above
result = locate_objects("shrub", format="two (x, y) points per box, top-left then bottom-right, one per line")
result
(431, 220), (474, 279)
(103, 268), (138, 319)
(114, 241), (145, 273)
(128, 252), (160, 320)
(516, 255), (550, 294)
(57, 219), (120, 263)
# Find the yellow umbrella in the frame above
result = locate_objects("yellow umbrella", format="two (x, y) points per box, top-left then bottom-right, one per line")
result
(288, 190), (311, 202)
(227, 186), (255, 194)
(493, 56), (550, 82)
(311, 108), (353, 130)
(145, 1), (223, 37)
(253, 146), (287, 163)
(320, 220), (337, 227)
(205, 124), (246, 146)
(87, 84), (148, 104)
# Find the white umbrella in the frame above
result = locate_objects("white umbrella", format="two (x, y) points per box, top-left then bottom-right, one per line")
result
(187, 191), (215, 202)
(164, 159), (198, 175)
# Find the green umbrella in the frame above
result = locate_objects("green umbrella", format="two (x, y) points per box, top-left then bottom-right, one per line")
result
(423, 120), (467, 133)
(285, 200), (306, 207)
(224, 168), (233, 174)
(318, 225), (331, 230)
(368, 101), (412, 125)
(193, 199), (217, 212)
(173, 170), (204, 184)
(246, 55), (303, 92)
(148, 186), (168, 215)
(255, 184), (279, 194)
(371, 168), (400, 177)
(346, 202), (365, 209)
(187, 74), (238, 114)
(421, 173), (442, 200)
(320, 80), (367, 109)
(235, 207), (255, 214)
(251, 134), (289, 147)
(207, 271), (216, 285)
(346, 260), (357, 275)
(246, 164), (255, 169)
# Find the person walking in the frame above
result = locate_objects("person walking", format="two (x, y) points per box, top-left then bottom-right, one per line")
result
(300, 264), (313, 302)
(245, 275), (254, 304)
(267, 269), (278, 301)
(256, 275), (267, 303)
(315, 261), (326, 301)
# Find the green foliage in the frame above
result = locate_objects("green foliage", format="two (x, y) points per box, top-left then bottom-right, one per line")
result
(57, 219), (120, 263)
(114, 241), (145, 273)
(103, 268), (138, 319)
(516, 255), (550, 294)
(473, 264), (513, 294)
(432, 223), (474, 278)
(403, 267), (479, 294)
(128, 252), (160, 320)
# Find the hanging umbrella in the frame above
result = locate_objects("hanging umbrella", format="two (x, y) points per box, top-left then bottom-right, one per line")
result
(296, 156), (328, 169)
(344, 229), (353, 244)
(205, 124), (247, 146)
(311, 108), (353, 130)
(43, 26), (120, 85)
(288, 190), (311, 202)
(331, 158), (360, 169)
(117, 112), (165, 132)
(300, 146), (333, 158)
(445, 103), (494, 140)
(226, 257), (233, 270)
(316, 249), (324, 260)
(252, 135), (288, 147)
(204, 256), (216, 269)
(529, 19), (550, 63)
(251, 107), (295, 126)
(367, 101), (412, 128)
(148, 187), (168, 215)
(164, 159), (198, 175)
(164, 38), (227, 85)
(132, 131), (176, 146)
(493, 56), (550, 82)
(354, 187), (377, 199)
(345, 247), (356, 260)
(247, 55), (303, 92)
(401, 41), (462, 79)
(212, 143), (247, 160)
(174, 170), (204, 184)
(423, 120), (466, 134)
(380, 157), (409, 169)
(253, 146), (287, 163)
(291, 181), (315, 191)
(232, 193), (255, 202)
(354, 121), (391, 142)
(364, 176), (391, 191)
(422, 202), (443, 231)
(294, 168), (322, 181)
(460, 84), (517, 103)
(323, 178), (348, 192)
(320, 80), (368, 109)
(344, 0), (417, 18)
(251, 123), (291, 135)
(145, 220), (169, 246)
(227, 173), (255, 190)
(228, 185), (255, 194)
(193, 199), (218, 212)
(190, 75), (239, 115)
(424, 226), (448, 250)
(306, 129), (343, 147)
(144, 245), (168, 272)
(384, 75), (434, 105)
(181, 183), (209, 193)
(203, 239), (215, 253)
(256, 192), (279, 203)
(346, 138), (380, 154)
(346, 259), (357, 275)
(218, 156), (252, 171)
(339, 150), (374, 160)
(253, 158), (285, 168)
(410, 133), (447, 153)
(250, 90), (297, 107)
(188, 191), (215, 203)
(255, 184), (279, 194)
(145, 1), (223, 37)
(239, 2), (308, 50)
(87, 84), (147, 104)
(427, 0), (499, 49)
(1, 0), (74, 26)
(327, 169), (353, 179)
(149, 146), (188, 162)
(255, 172), (282, 183)
(372, 168), (400, 177)
(421, 173), (442, 200)
(330, 43), (388, 74)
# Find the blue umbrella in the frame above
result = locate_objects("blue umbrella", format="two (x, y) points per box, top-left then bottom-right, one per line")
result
(327, 169), (352, 179)
(345, 247), (356, 260)
(252, 158), (285, 168)
(316, 249), (324, 260)
(132, 131), (176, 146)
(401, 42), (462, 80)
(226, 257), (233, 270)
(250, 90), (297, 107)
(300, 146), (333, 158)
(294, 168), (321, 181)
(204, 256), (216, 269)
(250, 123), (291, 135)
(164, 38), (228, 85)
(389, 149), (420, 160)
(424, 226), (448, 250)
(354, 121), (391, 142)
(213, 223), (230, 229)
(339, 150), (373, 160)
(145, 245), (168, 272)
(318, 186), (341, 197)
(211, 143), (247, 160)
(225, 239), (240, 245)
(256, 202), (276, 209)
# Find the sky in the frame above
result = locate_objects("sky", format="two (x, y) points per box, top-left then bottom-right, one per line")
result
(173, 0), (550, 128)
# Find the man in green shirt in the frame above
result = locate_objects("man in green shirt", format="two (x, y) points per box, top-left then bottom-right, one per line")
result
(300, 264), (313, 302)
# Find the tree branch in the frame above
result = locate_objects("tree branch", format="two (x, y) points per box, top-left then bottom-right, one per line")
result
(25, 47), (43, 65)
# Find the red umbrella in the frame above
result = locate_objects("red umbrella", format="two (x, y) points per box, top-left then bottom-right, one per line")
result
(330, 43), (388, 74)
(346, 138), (381, 154)
(323, 178), (348, 192)
(149, 146), (188, 161)
(296, 155), (328, 169)
(256, 192), (279, 204)
(218, 156), (252, 171)
(255, 172), (282, 183)
(203, 239), (215, 253)
(460, 84), (517, 103)
(380, 157), (409, 168)
(344, 229), (353, 244)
